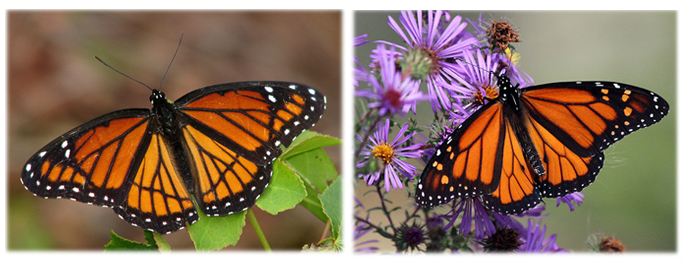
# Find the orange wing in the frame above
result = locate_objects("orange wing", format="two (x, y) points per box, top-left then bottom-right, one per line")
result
(113, 133), (198, 234)
(175, 82), (326, 216)
(21, 82), (325, 234)
(417, 78), (669, 215)
(21, 110), (198, 234)
(416, 101), (505, 208)
(481, 119), (542, 214)
(521, 82), (669, 198)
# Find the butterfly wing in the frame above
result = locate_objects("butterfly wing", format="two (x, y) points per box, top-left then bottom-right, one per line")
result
(520, 81), (669, 198)
(416, 101), (506, 208)
(20, 109), (198, 234)
(174, 82), (325, 216)
(480, 118), (543, 215)
(417, 80), (669, 214)
(113, 130), (199, 234)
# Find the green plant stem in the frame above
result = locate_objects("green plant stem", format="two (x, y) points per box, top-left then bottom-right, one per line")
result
(248, 209), (272, 252)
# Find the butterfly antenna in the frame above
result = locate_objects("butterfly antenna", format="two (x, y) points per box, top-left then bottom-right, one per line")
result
(158, 33), (184, 91)
(95, 56), (153, 91)
(455, 56), (500, 78)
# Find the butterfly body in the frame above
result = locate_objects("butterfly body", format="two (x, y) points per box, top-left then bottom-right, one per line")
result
(21, 81), (325, 234)
(416, 75), (668, 215)
(496, 76), (547, 177)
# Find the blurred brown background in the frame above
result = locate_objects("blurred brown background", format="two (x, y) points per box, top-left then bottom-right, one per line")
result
(8, 11), (341, 250)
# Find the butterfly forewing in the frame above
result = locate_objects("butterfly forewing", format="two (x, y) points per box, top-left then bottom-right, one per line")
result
(522, 82), (669, 155)
(177, 82), (326, 165)
(416, 101), (505, 208)
(21, 110), (151, 207)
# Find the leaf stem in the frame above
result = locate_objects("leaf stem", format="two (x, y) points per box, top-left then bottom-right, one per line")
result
(248, 209), (272, 252)
(319, 219), (331, 241)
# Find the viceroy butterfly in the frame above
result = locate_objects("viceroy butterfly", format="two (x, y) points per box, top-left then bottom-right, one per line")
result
(20, 80), (326, 235)
(416, 72), (669, 215)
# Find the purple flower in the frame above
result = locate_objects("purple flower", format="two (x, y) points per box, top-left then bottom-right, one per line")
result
(556, 192), (585, 212)
(517, 219), (567, 253)
(443, 197), (495, 239)
(355, 44), (425, 116)
(354, 34), (370, 88)
(397, 223), (425, 251)
(447, 49), (505, 121)
(381, 10), (477, 113)
(356, 119), (424, 191)
(354, 34), (369, 47)
(493, 203), (547, 231)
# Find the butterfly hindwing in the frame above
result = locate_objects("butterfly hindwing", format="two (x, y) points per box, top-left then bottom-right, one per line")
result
(523, 112), (604, 198)
(114, 132), (199, 234)
(481, 119), (542, 214)
(181, 124), (272, 216)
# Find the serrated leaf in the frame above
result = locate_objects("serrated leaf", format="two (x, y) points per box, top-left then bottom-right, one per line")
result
(282, 131), (341, 159)
(319, 176), (342, 240)
(187, 206), (246, 251)
(104, 230), (158, 251)
(256, 160), (307, 214)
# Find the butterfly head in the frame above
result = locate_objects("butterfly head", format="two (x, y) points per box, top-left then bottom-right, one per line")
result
(150, 90), (168, 106)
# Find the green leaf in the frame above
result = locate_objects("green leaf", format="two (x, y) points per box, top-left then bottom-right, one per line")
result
(282, 131), (341, 159)
(182, 131), (340, 251)
(300, 182), (328, 222)
(187, 206), (247, 251)
(104, 230), (158, 251)
(286, 148), (338, 192)
(319, 176), (342, 240)
(256, 160), (307, 214)
(152, 232), (171, 252)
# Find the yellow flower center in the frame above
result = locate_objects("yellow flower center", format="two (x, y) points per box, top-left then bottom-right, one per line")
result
(371, 143), (395, 164)
(473, 84), (499, 104)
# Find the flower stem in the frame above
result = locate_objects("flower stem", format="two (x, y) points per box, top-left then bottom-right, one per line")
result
(248, 209), (272, 252)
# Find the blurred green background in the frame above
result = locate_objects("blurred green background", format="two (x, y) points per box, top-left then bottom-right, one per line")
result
(8, 11), (341, 250)
(354, 11), (676, 252)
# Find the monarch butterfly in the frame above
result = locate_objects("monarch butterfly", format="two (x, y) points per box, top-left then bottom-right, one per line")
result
(416, 73), (669, 215)
(20, 79), (326, 234)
